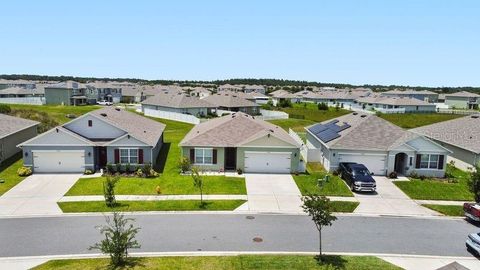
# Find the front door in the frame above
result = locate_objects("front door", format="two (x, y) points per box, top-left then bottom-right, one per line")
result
(98, 147), (107, 168)
(224, 147), (237, 171)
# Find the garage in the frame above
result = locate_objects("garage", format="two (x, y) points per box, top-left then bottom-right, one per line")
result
(244, 151), (291, 173)
(33, 150), (85, 173)
(337, 153), (387, 175)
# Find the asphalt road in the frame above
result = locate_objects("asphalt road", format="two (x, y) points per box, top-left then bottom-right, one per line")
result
(0, 214), (477, 258)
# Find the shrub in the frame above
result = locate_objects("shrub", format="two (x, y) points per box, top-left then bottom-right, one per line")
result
(103, 175), (119, 207)
(84, 169), (94, 175)
(0, 104), (11, 114)
(278, 99), (292, 108)
(17, 166), (32, 177)
(149, 169), (159, 178)
(317, 102), (328, 110)
(408, 172), (420, 179)
(388, 171), (398, 179)
(237, 168), (243, 175)
(332, 169), (340, 176)
(106, 163), (114, 174)
(115, 163), (122, 174)
(135, 169), (143, 177)
(179, 156), (191, 173)
(125, 163), (131, 173)
(142, 163), (152, 175)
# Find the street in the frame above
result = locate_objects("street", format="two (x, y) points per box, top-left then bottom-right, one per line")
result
(0, 214), (478, 258)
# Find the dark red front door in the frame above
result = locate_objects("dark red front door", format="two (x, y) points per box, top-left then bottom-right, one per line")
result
(99, 147), (107, 167)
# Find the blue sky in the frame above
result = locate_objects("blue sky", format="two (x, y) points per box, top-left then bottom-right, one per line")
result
(0, 1), (479, 87)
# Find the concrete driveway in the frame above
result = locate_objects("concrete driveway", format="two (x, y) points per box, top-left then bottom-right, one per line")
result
(237, 174), (302, 213)
(0, 174), (80, 216)
(353, 176), (440, 217)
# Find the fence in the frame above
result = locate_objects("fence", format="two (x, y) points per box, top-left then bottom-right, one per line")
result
(0, 97), (45, 105)
(437, 108), (478, 115)
(143, 107), (200, 124)
(259, 109), (289, 120)
(375, 107), (406, 114)
(289, 128), (308, 159)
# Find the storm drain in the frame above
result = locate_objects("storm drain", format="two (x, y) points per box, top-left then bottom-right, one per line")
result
(246, 216), (255, 220)
(252, 237), (263, 243)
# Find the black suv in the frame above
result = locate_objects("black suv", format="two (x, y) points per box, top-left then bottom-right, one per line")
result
(338, 162), (376, 192)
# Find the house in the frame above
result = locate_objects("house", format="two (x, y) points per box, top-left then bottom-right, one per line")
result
(305, 113), (451, 177)
(220, 90), (269, 104)
(180, 113), (301, 173)
(0, 114), (39, 164)
(0, 86), (46, 105)
(188, 87), (212, 99)
(411, 114), (480, 169)
(141, 92), (217, 117)
(203, 93), (260, 115)
(86, 82), (122, 103)
(217, 84), (266, 94)
(444, 91), (480, 109)
(0, 79), (37, 90)
(269, 89), (294, 105)
(355, 96), (436, 113)
(18, 107), (165, 173)
(381, 90), (439, 103)
(44, 81), (89, 105)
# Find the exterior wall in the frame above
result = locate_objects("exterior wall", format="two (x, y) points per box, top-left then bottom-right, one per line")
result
(106, 146), (153, 165)
(434, 140), (479, 167)
(45, 88), (71, 105)
(445, 97), (468, 109)
(151, 134), (164, 166)
(306, 132), (332, 169)
(181, 146), (225, 171)
(64, 115), (126, 139)
(403, 105), (436, 112)
(106, 135), (161, 165)
(143, 104), (208, 116)
(21, 145), (95, 171)
(0, 126), (37, 163)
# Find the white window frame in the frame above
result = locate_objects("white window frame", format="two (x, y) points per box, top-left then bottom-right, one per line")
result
(119, 148), (139, 164)
(194, 148), (213, 165)
(418, 154), (442, 170)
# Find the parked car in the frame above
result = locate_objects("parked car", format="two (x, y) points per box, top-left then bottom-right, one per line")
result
(97, 100), (113, 106)
(338, 162), (376, 192)
(466, 232), (480, 255)
(463, 203), (480, 222)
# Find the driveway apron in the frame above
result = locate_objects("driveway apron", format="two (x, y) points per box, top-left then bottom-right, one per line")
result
(0, 174), (81, 216)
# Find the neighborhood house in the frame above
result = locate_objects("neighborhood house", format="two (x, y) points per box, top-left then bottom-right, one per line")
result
(0, 114), (39, 164)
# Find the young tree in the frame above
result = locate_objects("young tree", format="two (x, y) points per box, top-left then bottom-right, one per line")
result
(468, 163), (480, 203)
(103, 175), (119, 207)
(90, 212), (141, 268)
(191, 167), (205, 207)
(302, 194), (337, 260)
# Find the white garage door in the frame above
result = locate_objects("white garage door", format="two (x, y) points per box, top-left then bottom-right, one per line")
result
(244, 152), (291, 173)
(338, 153), (387, 175)
(33, 151), (85, 173)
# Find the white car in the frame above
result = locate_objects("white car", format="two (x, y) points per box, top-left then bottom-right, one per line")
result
(466, 232), (480, 255)
(97, 100), (113, 106)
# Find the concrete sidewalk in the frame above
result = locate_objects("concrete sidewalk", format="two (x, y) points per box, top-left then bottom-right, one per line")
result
(59, 194), (248, 202)
(380, 255), (480, 270)
(416, 200), (471, 206)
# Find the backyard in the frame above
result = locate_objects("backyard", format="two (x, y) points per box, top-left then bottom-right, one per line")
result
(379, 113), (464, 129)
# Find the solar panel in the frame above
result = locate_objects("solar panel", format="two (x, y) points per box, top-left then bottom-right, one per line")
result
(308, 123), (328, 134)
(310, 120), (349, 143)
(316, 129), (341, 142)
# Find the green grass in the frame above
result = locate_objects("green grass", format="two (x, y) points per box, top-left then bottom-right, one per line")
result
(58, 200), (246, 212)
(394, 166), (473, 201)
(329, 201), (359, 213)
(293, 163), (353, 197)
(8, 104), (100, 125)
(422, 204), (464, 216)
(379, 113), (463, 129)
(0, 154), (26, 195)
(33, 255), (401, 270)
(268, 118), (316, 133)
(65, 176), (246, 195)
(279, 103), (350, 123)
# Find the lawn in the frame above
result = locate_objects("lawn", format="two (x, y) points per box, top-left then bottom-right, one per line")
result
(268, 118), (315, 133)
(293, 163), (353, 197)
(0, 154), (26, 196)
(58, 200), (246, 212)
(33, 255), (401, 270)
(379, 113), (463, 129)
(65, 176), (246, 195)
(279, 103), (350, 123)
(394, 165), (473, 201)
(330, 201), (359, 213)
(422, 204), (464, 216)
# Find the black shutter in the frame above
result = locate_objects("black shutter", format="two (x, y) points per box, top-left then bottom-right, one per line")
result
(212, 149), (217, 164)
(190, 149), (195, 163)
(415, 154), (421, 169)
(438, 155), (444, 170)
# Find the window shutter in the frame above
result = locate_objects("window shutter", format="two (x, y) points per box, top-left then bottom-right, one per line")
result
(415, 154), (421, 169)
(114, 149), (120, 163)
(438, 155), (444, 170)
(213, 149), (217, 164)
(190, 149), (195, 162)
(138, 149), (144, 164)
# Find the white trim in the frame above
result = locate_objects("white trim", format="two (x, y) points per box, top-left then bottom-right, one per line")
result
(31, 150), (85, 153)
(244, 151), (292, 155)
(105, 133), (150, 147)
(337, 152), (387, 157)
(238, 145), (298, 149)
(17, 126), (95, 148)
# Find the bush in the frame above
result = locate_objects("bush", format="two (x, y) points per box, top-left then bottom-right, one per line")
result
(317, 102), (328, 110)
(103, 175), (119, 207)
(278, 99), (292, 108)
(106, 163), (114, 174)
(332, 169), (340, 176)
(115, 163), (122, 174)
(237, 168), (243, 175)
(125, 163), (132, 173)
(408, 172), (419, 179)
(179, 156), (191, 173)
(84, 169), (94, 175)
(17, 166), (32, 177)
(388, 171), (398, 179)
(0, 104), (11, 114)
(135, 169), (143, 177)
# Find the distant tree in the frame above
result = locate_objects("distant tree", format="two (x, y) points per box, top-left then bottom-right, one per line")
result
(191, 167), (205, 207)
(302, 194), (337, 260)
(278, 99), (292, 108)
(103, 175), (119, 207)
(89, 212), (141, 268)
(468, 163), (480, 203)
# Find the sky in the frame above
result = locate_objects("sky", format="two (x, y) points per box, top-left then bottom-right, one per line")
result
(0, 1), (479, 87)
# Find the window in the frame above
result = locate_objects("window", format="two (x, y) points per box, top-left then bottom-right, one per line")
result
(88, 120), (92, 127)
(419, 154), (442, 169)
(429, 154), (439, 169)
(120, 148), (139, 164)
(420, 155), (429, 169)
(195, 148), (213, 164)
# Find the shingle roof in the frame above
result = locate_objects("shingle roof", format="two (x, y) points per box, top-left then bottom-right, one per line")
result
(0, 114), (39, 139)
(142, 93), (216, 108)
(445, 91), (480, 98)
(411, 114), (480, 154)
(90, 107), (166, 146)
(202, 93), (259, 108)
(0, 87), (45, 95)
(382, 89), (438, 95)
(180, 113), (300, 147)
(356, 96), (434, 106)
(46, 81), (86, 89)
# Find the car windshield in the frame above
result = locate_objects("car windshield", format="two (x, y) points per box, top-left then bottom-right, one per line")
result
(353, 168), (371, 176)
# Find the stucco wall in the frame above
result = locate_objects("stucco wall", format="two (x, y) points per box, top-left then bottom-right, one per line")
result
(64, 115), (126, 139)
(181, 146), (225, 171)
(45, 88), (71, 105)
(445, 97), (468, 109)
(0, 126), (37, 164)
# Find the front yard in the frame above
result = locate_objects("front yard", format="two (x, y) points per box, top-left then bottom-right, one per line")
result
(422, 204), (464, 216)
(394, 165), (473, 201)
(294, 163), (353, 197)
(0, 154), (25, 196)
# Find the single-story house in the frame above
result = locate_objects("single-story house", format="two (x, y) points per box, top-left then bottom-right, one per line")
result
(18, 107), (165, 173)
(380, 90), (439, 103)
(189, 87), (212, 99)
(203, 93), (260, 115)
(355, 96), (436, 113)
(0, 114), (39, 164)
(180, 113), (301, 173)
(444, 91), (480, 110)
(306, 113), (451, 177)
(411, 114), (480, 169)
(141, 92), (217, 117)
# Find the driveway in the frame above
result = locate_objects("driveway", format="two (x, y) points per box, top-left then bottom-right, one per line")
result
(0, 174), (80, 216)
(353, 176), (440, 217)
(237, 174), (302, 213)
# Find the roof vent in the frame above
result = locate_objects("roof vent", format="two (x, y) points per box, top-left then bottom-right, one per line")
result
(352, 112), (358, 115)
(100, 113), (107, 117)
(115, 108), (120, 111)
(471, 115), (479, 119)
(360, 114), (367, 118)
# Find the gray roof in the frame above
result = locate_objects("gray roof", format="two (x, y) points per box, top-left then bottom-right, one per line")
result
(382, 89), (438, 95)
(90, 107), (166, 146)
(45, 80), (86, 89)
(180, 113), (300, 148)
(411, 114), (480, 154)
(445, 91), (480, 98)
(308, 113), (419, 151)
(142, 93), (216, 109)
(0, 114), (39, 139)
(0, 86), (45, 95)
(203, 93), (259, 108)
(356, 96), (434, 106)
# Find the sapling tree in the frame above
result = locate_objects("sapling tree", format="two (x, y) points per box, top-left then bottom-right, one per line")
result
(191, 166), (205, 207)
(103, 175), (119, 207)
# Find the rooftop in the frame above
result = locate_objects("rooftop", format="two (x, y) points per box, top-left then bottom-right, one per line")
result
(0, 114), (39, 139)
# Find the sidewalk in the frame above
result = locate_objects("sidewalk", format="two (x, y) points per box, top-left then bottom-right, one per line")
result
(380, 255), (480, 270)
(59, 194), (248, 202)
(416, 200), (471, 206)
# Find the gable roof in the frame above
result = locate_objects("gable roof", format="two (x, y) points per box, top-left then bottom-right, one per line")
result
(356, 96), (434, 106)
(202, 93), (259, 108)
(411, 114), (480, 154)
(382, 89), (438, 95)
(0, 114), (39, 139)
(445, 91), (480, 98)
(141, 92), (216, 108)
(180, 113), (300, 148)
